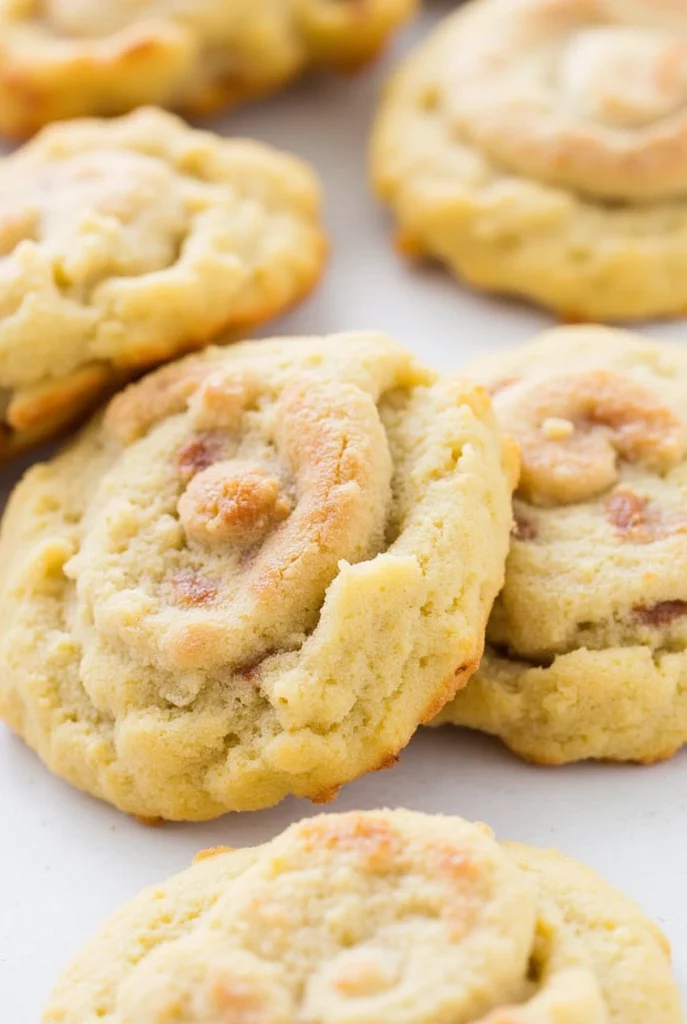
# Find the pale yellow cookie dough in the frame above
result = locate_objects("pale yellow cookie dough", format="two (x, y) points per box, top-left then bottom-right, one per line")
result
(0, 0), (416, 138)
(0, 332), (517, 819)
(434, 325), (687, 765)
(372, 0), (687, 321)
(0, 107), (326, 459)
(43, 808), (683, 1023)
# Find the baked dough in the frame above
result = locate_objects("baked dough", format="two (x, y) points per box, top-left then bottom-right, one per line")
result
(0, 0), (416, 137)
(0, 332), (516, 819)
(372, 0), (687, 320)
(0, 107), (326, 458)
(43, 809), (683, 1023)
(434, 326), (687, 765)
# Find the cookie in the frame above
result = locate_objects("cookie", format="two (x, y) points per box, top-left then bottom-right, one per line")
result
(0, 0), (416, 138)
(43, 808), (683, 1023)
(0, 332), (516, 819)
(372, 0), (687, 321)
(433, 325), (687, 765)
(0, 107), (326, 459)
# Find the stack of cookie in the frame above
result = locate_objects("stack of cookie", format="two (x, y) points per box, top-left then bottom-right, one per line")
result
(0, 1), (684, 1021)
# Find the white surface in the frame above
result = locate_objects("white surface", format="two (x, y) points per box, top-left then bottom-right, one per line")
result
(2, 6), (687, 1019)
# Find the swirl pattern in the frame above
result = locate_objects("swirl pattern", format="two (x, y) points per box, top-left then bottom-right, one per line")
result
(0, 333), (516, 819)
(434, 326), (687, 766)
(43, 810), (683, 1023)
(448, 0), (687, 202)
(0, 107), (325, 458)
(0, 0), (416, 137)
(372, 0), (687, 320)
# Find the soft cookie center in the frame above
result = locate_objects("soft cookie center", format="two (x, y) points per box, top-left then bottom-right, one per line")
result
(41, 150), (173, 224)
(34, 149), (188, 286)
(561, 27), (687, 128)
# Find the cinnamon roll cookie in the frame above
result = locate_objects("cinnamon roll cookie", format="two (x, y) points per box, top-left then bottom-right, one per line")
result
(372, 0), (687, 321)
(0, 0), (416, 138)
(43, 809), (683, 1023)
(0, 107), (326, 459)
(434, 326), (687, 765)
(0, 333), (517, 819)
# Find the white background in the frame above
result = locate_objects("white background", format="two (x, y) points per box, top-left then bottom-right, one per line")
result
(1, 5), (686, 1019)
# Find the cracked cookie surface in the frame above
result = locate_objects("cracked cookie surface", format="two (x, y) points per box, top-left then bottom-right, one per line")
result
(372, 0), (687, 320)
(0, 107), (326, 458)
(434, 326), (687, 765)
(0, 333), (516, 819)
(0, 0), (416, 137)
(43, 809), (682, 1023)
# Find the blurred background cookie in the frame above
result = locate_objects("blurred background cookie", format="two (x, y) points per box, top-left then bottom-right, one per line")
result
(433, 326), (687, 765)
(0, 332), (516, 819)
(372, 0), (687, 321)
(44, 808), (683, 1023)
(0, 0), (416, 138)
(0, 107), (326, 458)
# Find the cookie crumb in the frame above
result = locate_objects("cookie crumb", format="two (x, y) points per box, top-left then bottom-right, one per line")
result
(541, 416), (574, 441)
